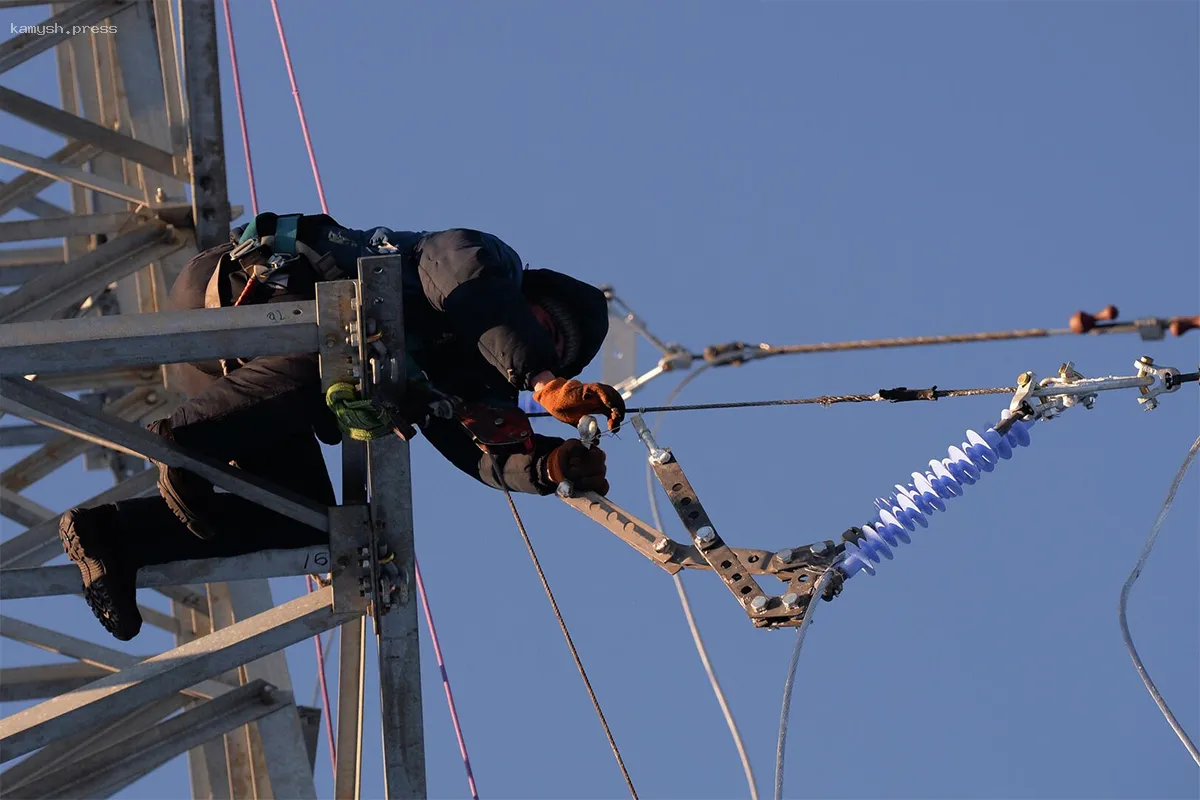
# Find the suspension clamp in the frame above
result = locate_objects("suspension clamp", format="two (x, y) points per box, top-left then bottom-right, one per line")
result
(703, 341), (770, 367)
(1132, 356), (1182, 411)
(1007, 356), (1185, 422)
(657, 346), (694, 374)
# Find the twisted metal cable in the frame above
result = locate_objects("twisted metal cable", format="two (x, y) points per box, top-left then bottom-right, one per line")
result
(774, 569), (839, 800)
(498, 478), (638, 798)
(686, 315), (1196, 364)
(531, 386), (1014, 420)
(1118, 435), (1200, 766)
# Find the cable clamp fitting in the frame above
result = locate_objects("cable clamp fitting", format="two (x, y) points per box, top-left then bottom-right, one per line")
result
(629, 414), (673, 465)
(703, 341), (770, 367)
(877, 386), (939, 403)
(657, 346), (694, 373)
(1009, 362), (1098, 422)
(1133, 356), (1180, 411)
(1008, 357), (1185, 422)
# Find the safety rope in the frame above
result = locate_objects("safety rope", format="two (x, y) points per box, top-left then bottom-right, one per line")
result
(268, 0), (329, 215)
(306, 574), (337, 767)
(218, 0), (343, 771)
(414, 558), (480, 799)
(326, 382), (393, 440)
(310, 628), (337, 707)
(498, 477), (638, 798)
(1118, 435), (1200, 766)
(645, 365), (760, 800)
(530, 386), (1014, 419)
(229, 5), (476, 790)
(218, 0), (257, 216)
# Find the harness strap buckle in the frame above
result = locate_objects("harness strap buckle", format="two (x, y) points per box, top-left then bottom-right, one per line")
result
(229, 237), (270, 267)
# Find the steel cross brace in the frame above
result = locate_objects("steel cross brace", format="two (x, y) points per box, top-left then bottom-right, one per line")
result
(557, 414), (845, 629)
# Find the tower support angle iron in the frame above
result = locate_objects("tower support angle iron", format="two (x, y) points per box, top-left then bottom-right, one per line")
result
(1, 3), (426, 796)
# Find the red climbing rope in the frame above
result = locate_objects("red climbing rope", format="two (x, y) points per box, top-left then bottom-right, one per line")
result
(221, 0), (337, 774)
(306, 574), (338, 769)
(218, 0), (257, 215)
(268, 0), (330, 215)
(256, 5), (480, 794)
(415, 558), (480, 799)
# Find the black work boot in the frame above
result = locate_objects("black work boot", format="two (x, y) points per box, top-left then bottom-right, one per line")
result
(58, 505), (142, 641)
(147, 418), (219, 540)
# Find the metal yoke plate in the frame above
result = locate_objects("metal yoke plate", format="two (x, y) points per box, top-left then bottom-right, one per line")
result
(314, 280), (361, 394)
(357, 254), (411, 628)
(315, 280), (371, 613)
(649, 458), (771, 618)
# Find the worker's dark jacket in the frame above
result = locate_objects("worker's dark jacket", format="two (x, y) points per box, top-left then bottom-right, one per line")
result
(166, 217), (568, 496)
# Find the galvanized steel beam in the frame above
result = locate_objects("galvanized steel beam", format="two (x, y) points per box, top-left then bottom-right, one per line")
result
(0, 0), (127, 74)
(0, 85), (179, 178)
(0, 587), (354, 763)
(360, 256), (426, 798)
(0, 300), (320, 375)
(0, 546), (333, 599)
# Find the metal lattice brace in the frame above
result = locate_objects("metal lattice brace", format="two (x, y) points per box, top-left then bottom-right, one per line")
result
(0, 587), (358, 764)
(0, 3), (436, 793)
(9, 680), (298, 799)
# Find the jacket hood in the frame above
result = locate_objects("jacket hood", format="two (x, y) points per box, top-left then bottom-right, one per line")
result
(520, 268), (609, 380)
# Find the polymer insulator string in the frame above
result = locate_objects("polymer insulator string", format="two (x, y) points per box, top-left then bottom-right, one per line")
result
(841, 411), (1036, 578)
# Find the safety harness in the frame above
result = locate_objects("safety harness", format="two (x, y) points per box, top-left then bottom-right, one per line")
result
(230, 213), (344, 286)
(213, 214), (536, 452)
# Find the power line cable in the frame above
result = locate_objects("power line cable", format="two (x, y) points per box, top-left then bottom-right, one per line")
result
(1118, 435), (1200, 767)
(711, 317), (1194, 362)
(774, 569), (839, 800)
(530, 386), (1015, 420)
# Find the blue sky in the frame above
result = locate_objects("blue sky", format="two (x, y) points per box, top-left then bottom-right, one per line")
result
(1, 1), (1197, 798)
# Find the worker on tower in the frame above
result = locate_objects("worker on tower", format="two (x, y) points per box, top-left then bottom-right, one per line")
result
(58, 214), (626, 641)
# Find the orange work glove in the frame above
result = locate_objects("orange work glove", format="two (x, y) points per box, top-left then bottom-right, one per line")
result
(532, 378), (626, 432)
(545, 439), (609, 495)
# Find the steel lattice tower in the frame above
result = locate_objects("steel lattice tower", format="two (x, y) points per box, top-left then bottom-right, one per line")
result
(0, 2), (425, 796)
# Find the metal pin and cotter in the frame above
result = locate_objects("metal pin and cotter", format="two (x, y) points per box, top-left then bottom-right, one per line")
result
(556, 415), (602, 498)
